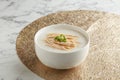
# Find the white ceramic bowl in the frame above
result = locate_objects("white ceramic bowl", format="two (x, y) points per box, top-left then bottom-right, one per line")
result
(34, 24), (90, 69)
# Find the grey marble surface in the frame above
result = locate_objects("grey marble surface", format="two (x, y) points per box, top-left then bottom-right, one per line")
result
(0, 0), (120, 80)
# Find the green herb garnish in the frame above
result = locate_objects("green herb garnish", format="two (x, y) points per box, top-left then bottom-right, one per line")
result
(54, 34), (67, 42)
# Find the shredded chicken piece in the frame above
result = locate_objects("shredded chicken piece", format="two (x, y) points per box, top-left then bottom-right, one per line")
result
(45, 33), (79, 50)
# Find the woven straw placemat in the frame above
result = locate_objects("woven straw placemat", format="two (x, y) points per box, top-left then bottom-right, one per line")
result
(16, 10), (120, 80)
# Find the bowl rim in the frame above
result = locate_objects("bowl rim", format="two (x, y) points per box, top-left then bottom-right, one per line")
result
(34, 23), (90, 54)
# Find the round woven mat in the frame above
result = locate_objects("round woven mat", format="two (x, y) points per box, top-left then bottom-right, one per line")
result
(16, 10), (120, 80)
